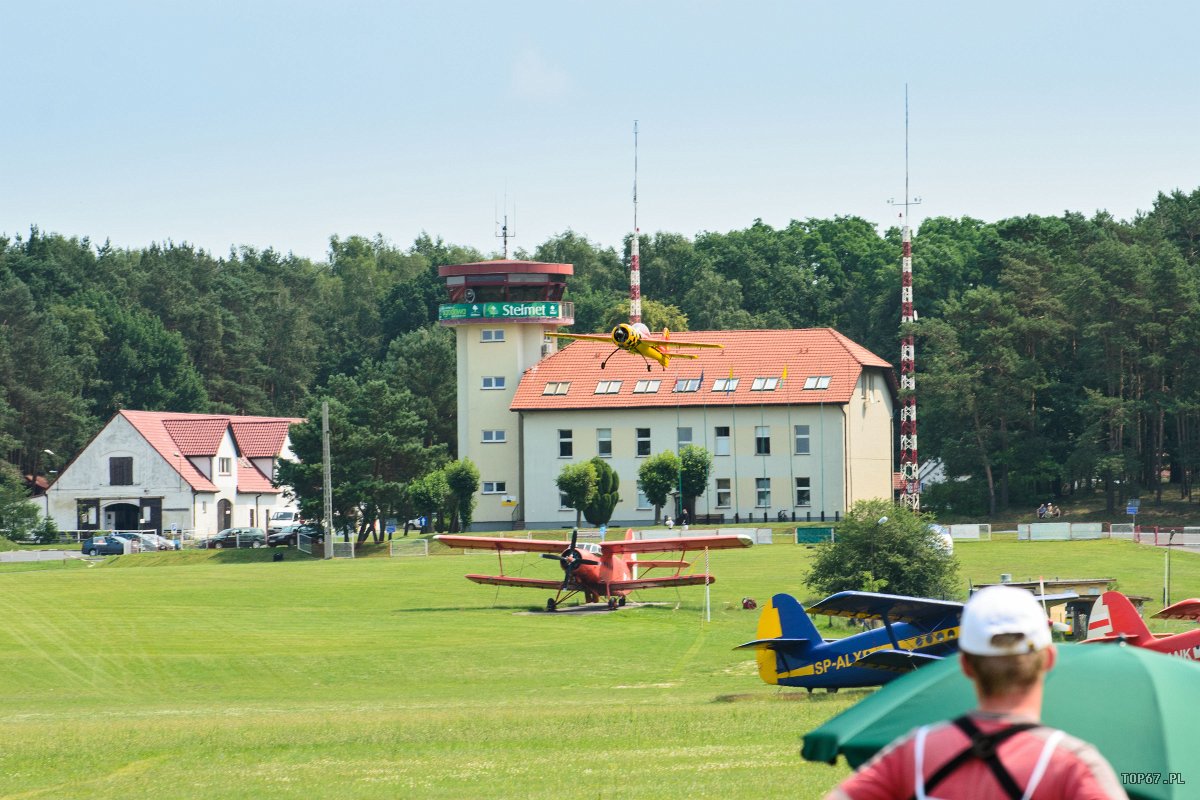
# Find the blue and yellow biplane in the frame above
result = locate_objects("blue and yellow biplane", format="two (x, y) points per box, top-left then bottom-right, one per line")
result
(737, 590), (1076, 691)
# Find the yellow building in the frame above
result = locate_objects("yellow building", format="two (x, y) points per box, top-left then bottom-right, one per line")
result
(439, 261), (897, 530)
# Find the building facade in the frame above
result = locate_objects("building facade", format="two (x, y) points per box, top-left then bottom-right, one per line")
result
(44, 410), (301, 537)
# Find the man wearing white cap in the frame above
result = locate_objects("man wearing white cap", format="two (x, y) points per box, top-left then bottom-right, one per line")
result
(826, 585), (1127, 800)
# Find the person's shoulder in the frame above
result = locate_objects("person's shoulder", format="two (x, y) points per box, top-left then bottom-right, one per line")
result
(1036, 728), (1129, 799)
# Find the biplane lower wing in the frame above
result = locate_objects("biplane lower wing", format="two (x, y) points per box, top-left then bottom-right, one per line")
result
(1154, 598), (1200, 621)
(638, 337), (723, 349)
(435, 535), (569, 554)
(604, 534), (753, 555)
(465, 574), (564, 590)
(607, 575), (713, 591)
(855, 649), (943, 673)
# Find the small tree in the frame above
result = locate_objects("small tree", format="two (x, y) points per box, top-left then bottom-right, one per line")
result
(806, 499), (960, 599)
(638, 451), (679, 523)
(444, 458), (480, 532)
(0, 462), (39, 541)
(583, 457), (620, 527)
(408, 469), (449, 533)
(679, 445), (713, 519)
(556, 462), (597, 529)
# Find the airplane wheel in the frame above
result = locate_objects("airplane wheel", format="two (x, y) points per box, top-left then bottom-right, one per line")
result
(618, 596), (627, 607)
(546, 598), (557, 612)
(607, 598), (618, 610)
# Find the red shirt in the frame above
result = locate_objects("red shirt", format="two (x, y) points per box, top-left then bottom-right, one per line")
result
(827, 712), (1127, 800)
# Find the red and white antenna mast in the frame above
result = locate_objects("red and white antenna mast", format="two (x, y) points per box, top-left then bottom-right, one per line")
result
(629, 120), (642, 325)
(890, 87), (922, 512)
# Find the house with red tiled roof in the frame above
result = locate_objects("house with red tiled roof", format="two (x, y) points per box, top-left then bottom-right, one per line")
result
(464, 327), (895, 529)
(44, 410), (303, 537)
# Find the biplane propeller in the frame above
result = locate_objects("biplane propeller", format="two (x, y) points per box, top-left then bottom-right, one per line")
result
(545, 322), (722, 371)
(541, 528), (599, 593)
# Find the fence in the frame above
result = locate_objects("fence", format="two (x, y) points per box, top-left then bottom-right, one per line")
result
(795, 527), (835, 544)
(331, 540), (355, 559)
(632, 527), (772, 544)
(1018, 522), (1105, 541)
(1140, 527), (1200, 547)
(390, 539), (429, 557)
(946, 524), (991, 541)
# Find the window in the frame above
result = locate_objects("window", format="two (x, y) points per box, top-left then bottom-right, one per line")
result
(636, 488), (652, 510)
(677, 427), (693, 449)
(756, 478), (771, 508)
(482, 376), (506, 390)
(755, 426), (771, 456)
(795, 477), (812, 507)
(109, 456), (133, 486)
(482, 481), (507, 494)
(804, 376), (832, 390)
(559, 429), (573, 458)
(716, 478), (731, 508)
(218, 457), (232, 476)
(636, 428), (651, 457)
(633, 379), (661, 393)
(714, 426), (730, 456)
(673, 377), (700, 393)
(594, 380), (622, 394)
(482, 429), (506, 443)
(751, 377), (779, 391)
(713, 378), (739, 392)
(481, 329), (505, 342)
(794, 424), (810, 455)
(542, 381), (571, 395)
(559, 491), (573, 510)
(596, 428), (612, 457)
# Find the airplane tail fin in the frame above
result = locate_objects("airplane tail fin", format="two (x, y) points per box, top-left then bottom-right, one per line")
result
(1087, 591), (1151, 642)
(735, 593), (820, 685)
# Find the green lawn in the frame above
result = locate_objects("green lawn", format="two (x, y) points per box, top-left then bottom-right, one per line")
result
(0, 536), (1197, 799)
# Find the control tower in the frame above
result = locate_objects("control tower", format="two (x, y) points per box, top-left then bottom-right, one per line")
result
(438, 259), (574, 529)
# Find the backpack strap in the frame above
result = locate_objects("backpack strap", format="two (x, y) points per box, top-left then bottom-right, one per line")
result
(907, 715), (1041, 800)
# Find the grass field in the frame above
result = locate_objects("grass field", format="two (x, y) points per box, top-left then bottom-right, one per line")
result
(1, 535), (1198, 799)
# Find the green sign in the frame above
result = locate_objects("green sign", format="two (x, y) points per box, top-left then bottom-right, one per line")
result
(438, 302), (561, 321)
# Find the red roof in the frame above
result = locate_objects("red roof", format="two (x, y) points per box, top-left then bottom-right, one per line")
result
(120, 410), (302, 493)
(511, 328), (892, 411)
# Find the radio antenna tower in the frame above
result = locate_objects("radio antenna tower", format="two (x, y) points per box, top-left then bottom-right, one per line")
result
(495, 191), (516, 259)
(629, 120), (642, 325)
(888, 86), (922, 512)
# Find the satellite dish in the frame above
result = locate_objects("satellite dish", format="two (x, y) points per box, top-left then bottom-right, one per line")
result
(464, 288), (476, 303)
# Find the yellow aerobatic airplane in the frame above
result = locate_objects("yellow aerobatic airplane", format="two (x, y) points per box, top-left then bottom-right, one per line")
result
(546, 322), (722, 371)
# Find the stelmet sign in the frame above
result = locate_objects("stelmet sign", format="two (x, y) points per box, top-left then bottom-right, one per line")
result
(438, 302), (561, 321)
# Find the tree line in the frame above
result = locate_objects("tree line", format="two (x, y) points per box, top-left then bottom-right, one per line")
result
(2, 186), (1199, 529)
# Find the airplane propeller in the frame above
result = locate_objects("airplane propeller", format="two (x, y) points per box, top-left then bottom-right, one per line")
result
(541, 528), (599, 589)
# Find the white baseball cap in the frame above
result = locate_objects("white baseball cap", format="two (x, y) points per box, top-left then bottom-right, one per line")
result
(960, 585), (1052, 656)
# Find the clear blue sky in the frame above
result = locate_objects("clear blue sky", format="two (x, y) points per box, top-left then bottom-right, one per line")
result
(4, 1), (1197, 262)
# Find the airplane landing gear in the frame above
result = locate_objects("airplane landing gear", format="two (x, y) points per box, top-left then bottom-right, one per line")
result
(618, 596), (627, 607)
(607, 597), (618, 610)
(546, 598), (557, 612)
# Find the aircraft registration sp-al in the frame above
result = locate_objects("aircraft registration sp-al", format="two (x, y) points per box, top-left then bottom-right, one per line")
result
(434, 528), (752, 611)
(737, 590), (1077, 691)
(545, 322), (722, 371)
(1085, 590), (1200, 661)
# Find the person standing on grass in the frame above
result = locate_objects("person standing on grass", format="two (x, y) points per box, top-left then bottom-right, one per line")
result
(825, 585), (1127, 800)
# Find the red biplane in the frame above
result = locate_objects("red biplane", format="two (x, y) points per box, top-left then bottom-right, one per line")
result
(434, 528), (753, 611)
(1085, 591), (1200, 662)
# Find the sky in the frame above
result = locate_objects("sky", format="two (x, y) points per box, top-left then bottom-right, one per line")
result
(4, 1), (1199, 262)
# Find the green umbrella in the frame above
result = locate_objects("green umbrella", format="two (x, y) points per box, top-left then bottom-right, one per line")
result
(802, 643), (1199, 800)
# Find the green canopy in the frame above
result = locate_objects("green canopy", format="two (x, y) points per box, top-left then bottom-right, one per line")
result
(802, 643), (1200, 800)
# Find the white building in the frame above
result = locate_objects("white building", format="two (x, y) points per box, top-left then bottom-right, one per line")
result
(44, 410), (302, 536)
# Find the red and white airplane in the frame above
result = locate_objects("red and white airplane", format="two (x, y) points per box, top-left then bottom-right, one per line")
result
(434, 528), (753, 611)
(1085, 591), (1200, 662)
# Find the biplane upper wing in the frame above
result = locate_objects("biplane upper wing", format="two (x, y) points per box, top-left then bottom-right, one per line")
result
(603, 534), (753, 555)
(805, 591), (963, 624)
(638, 337), (723, 349)
(1153, 598), (1200, 621)
(434, 535), (569, 554)
(464, 574), (564, 590)
(543, 332), (616, 344)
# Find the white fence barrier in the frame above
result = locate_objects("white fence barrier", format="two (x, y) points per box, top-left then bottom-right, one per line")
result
(632, 527), (771, 544)
(1019, 522), (1106, 541)
(390, 539), (429, 557)
(1109, 523), (1136, 539)
(947, 524), (991, 541)
(298, 533), (315, 555)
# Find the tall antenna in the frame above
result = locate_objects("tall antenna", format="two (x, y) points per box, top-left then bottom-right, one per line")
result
(495, 190), (516, 259)
(629, 120), (642, 325)
(888, 86), (922, 512)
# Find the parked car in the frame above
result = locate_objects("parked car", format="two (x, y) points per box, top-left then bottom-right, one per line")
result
(81, 535), (132, 556)
(267, 523), (324, 548)
(197, 528), (267, 549)
(267, 511), (304, 534)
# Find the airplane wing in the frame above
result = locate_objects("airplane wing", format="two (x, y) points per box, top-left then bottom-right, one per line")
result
(1033, 591), (1080, 607)
(1153, 598), (1200, 621)
(734, 637), (814, 651)
(606, 575), (713, 591)
(543, 333), (614, 344)
(805, 591), (963, 624)
(639, 337), (723, 349)
(435, 535), (569, 554)
(1080, 632), (1143, 644)
(659, 352), (699, 359)
(604, 534), (753, 555)
(465, 574), (564, 590)
(855, 649), (944, 673)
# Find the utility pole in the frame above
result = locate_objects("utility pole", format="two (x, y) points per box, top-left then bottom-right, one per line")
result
(629, 120), (642, 325)
(322, 400), (333, 559)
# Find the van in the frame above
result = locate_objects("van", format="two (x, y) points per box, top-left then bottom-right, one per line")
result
(268, 510), (302, 533)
